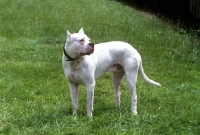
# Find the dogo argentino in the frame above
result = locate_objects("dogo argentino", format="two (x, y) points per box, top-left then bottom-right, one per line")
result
(62, 28), (161, 117)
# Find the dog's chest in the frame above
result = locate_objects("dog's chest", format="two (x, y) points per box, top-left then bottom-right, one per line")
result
(65, 64), (86, 84)
(67, 71), (84, 84)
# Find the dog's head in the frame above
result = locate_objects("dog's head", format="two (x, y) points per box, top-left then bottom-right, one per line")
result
(64, 28), (94, 58)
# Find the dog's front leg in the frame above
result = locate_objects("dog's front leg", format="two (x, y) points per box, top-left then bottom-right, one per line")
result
(69, 83), (79, 115)
(86, 82), (95, 117)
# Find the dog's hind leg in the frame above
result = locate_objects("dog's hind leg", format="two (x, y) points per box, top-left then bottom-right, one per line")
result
(69, 83), (79, 115)
(125, 70), (138, 115)
(124, 58), (140, 115)
(112, 70), (125, 107)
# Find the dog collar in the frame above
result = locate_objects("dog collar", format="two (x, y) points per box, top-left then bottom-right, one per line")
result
(63, 45), (80, 61)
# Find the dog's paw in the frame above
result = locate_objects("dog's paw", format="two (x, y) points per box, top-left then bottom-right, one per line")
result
(87, 111), (93, 117)
(72, 109), (78, 116)
(132, 110), (138, 115)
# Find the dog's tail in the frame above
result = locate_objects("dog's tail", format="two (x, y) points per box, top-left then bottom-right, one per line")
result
(139, 61), (161, 86)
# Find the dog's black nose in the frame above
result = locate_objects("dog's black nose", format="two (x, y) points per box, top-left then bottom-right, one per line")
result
(89, 43), (94, 48)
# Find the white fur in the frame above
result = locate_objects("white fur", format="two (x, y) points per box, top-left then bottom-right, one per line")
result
(62, 28), (161, 117)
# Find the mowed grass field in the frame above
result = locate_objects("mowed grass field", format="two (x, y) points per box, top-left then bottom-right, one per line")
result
(0, 0), (200, 134)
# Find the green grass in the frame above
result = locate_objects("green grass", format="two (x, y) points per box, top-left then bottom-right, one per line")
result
(0, 0), (200, 134)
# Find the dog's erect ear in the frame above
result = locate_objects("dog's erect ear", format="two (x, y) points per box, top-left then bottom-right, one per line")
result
(66, 30), (71, 41)
(78, 28), (84, 34)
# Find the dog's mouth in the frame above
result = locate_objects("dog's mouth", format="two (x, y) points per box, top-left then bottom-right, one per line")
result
(80, 43), (94, 56)
(80, 49), (94, 56)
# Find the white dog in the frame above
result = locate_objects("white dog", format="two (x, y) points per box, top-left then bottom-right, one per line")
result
(62, 28), (161, 117)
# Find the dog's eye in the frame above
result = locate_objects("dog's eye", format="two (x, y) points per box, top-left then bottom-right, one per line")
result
(80, 39), (84, 42)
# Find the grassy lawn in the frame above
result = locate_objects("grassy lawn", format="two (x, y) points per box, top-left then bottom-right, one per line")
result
(0, 0), (200, 134)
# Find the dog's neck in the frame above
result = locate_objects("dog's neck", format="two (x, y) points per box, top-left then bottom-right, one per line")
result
(63, 45), (80, 62)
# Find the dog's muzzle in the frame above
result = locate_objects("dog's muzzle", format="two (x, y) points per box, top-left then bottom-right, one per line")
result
(89, 42), (94, 49)
(88, 42), (94, 54)
(80, 42), (94, 56)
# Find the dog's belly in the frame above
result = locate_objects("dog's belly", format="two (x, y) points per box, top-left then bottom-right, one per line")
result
(106, 64), (123, 73)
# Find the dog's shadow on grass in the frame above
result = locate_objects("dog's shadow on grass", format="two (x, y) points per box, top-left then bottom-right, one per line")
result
(10, 104), (130, 129)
